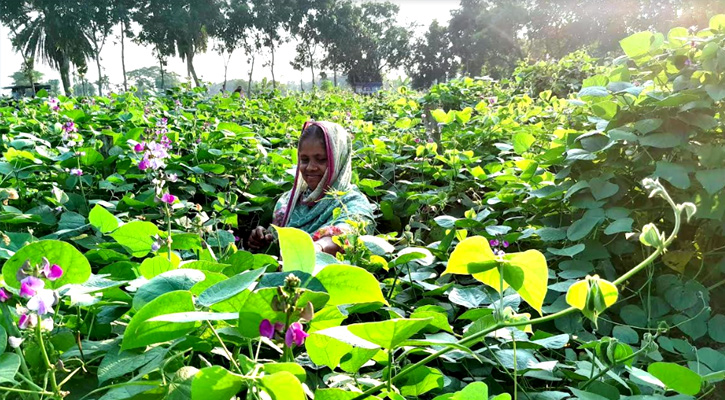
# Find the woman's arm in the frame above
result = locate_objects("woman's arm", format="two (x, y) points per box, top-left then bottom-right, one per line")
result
(314, 236), (341, 256)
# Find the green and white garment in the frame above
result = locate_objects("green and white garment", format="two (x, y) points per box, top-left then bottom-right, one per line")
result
(271, 121), (375, 241)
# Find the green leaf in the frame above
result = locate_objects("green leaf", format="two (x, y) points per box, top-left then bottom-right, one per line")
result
(89, 204), (119, 233)
(3, 240), (91, 289)
(197, 268), (264, 308)
(260, 371), (306, 400)
(695, 169), (725, 195)
(0, 326), (6, 355)
(168, 366), (198, 400)
(501, 250), (549, 314)
(399, 366), (444, 396)
(0, 353), (20, 384)
(305, 332), (355, 369)
(565, 280), (589, 310)
(191, 366), (245, 400)
(110, 221), (160, 258)
(263, 363), (307, 383)
(708, 314), (725, 343)
(513, 132), (536, 154)
(620, 31), (654, 61)
(139, 256), (175, 279)
(133, 269), (206, 310)
(633, 118), (663, 134)
(567, 209), (605, 241)
(315, 264), (387, 306)
(274, 226), (315, 274)
(410, 305), (453, 333)
(648, 362), (702, 395)
(444, 236), (496, 275)
(603, 218), (633, 235)
(547, 244), (586, 257)
(347, 318), (432, 349)
(98, 346), (167, 384)
(710, 14), (725, 31)
(445, 381), (488, 400)
(667, 27), (689, 47)
(122, 290), (198, 350)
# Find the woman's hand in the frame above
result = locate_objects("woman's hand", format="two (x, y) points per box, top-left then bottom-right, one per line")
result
(248, 226), (274, 250)
(314, 236), (342, 256)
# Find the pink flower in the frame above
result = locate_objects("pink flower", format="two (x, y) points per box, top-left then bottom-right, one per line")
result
(502, 241), (509, 248)
(18, 313), (34, 330)
(70, 168), (83, 176)
(161, 193), (175, 204)
(167, 173), (178, 183)
(489, 239), (499, 247)
(134, 143), (145, 152)
(43, 264), (63, 281)
(19, 276), (44, 299)
(63, 121), (77, 133)
(138, 157), (150, 171)
(260, 319), (275, 339)
(0, 288), (10, 302)
(285, 322), (308, 347)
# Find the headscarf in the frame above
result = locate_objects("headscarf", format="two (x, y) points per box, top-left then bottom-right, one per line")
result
(277, 121), (375, 235)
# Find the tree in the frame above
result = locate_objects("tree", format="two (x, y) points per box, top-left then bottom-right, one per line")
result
(216, 0), (255, 92)
(320, 1), (411, 86)
(448, 0), (528, 79)
(135, 0), (222, 87)
(289, 0), (335, 89)
(84, 0), (115, 96)
(407, 20), (458, 89)
(1, 0), (94, 95)
(113, 0), (138, 91)
(127, 66), (182, 95)
(9, 69), (43, 86)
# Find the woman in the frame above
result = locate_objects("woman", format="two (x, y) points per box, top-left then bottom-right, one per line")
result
(248, 121), (375, 255)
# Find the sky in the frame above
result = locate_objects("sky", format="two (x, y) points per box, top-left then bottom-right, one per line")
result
(0, 0), (458, 93)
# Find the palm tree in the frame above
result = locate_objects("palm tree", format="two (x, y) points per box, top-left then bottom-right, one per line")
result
(3, 1), (94, 95)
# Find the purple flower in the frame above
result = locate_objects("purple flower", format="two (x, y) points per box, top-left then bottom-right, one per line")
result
(160, 135), (172, 149)
(70, 168), (83, 176)
(260, 319), (275, 339)
(27, 289), (57, 315)
(63, 121), (77, 133)
(151, 241), (161, 252)
(167, 173), (178, 183)
(275, 321), (285, 332)
(489, 239), (499, 247)
(285, 322), (308, 347)
(0, 288), (10, 302)
(19, 276), (44, 299)
(161, 193), (175, 204)
(414, 138), (421, 143)
(488, 96), (497, 105)
(684, 58), (692, 67)
(43, 263), (63, 281)
(502, 241), (509, 248)
(134, 143), (145, 152)
(138, 157), (150, 171)
(18, 313), (33, 330)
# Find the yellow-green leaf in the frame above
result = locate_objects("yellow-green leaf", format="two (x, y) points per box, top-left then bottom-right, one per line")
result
(444, 236), (495, 275)
(566, 280), (589, 310)
(274, 226), (315, 274)
(501, 250), (548, 315)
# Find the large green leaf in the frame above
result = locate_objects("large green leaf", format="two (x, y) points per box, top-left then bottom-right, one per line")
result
(191, 366), (245, 400)
(110, 221), (159, 258)
(399, 366), (444, 397)
(3, 240), (91, 289)
(138, 256), (175, 279)
(695, 169), (725, 195)
(444, 236), (496, 275)
(89, 204), (119, 233)
(305, 332), (356, 369)
(197, 268), (265, 307)
(0, 353), (20, 384)
(654, 161), (691, 190)
(133, 269), (206, 310)
(315, 264), (387, 306)
(274, 226), (315, 274)
(648, 362), (702, 395)
(260, 371), (306, 400)
(501, 250), (549, 315)
(347, 318), (432, 349)
(122, 290), (199, 350)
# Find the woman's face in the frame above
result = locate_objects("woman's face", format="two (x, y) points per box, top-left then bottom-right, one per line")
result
(299, 138), (328, 191)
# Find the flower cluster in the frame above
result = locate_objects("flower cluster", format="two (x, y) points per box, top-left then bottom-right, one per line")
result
(47, 98), (60, 112)
(130, 117), (173, 172)
(61, 121), (83, 148)
(490, 239), (510, 256)
(257, 274), (313, 351)
(14, 258), (64, 331)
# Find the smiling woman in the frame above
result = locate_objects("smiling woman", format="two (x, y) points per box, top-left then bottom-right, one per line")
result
(247, 121), (376, 255)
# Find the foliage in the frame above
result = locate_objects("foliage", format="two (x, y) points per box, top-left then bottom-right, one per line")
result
(0, 15), (722, 400)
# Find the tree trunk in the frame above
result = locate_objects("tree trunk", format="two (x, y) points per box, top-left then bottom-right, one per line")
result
(333, 68), (337, 87)
(187, 51), (200, 87)
(270, 43), (276, 89)
(121, 21), (128, 91)
(60, 55), (72, 96)
(95, 54), (103, 96)
(159, 56), (166, 90)
(309, 48), (315, 88)
(247, 55), (255, 94)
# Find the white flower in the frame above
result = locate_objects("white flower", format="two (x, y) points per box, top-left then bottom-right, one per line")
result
(8, 336), (23, 348)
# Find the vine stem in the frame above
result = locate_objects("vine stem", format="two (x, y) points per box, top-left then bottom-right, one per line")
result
(351, 187), (682, 400)
(36, 322), (62, 398)
(0, 386), (54, 396)
(206, 320), (242, 374)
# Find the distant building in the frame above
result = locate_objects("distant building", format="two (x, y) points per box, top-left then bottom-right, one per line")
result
(353, 82), (383, 95)
(2, 83), (51, 99)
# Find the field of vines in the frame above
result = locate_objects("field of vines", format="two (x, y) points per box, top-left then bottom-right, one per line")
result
(0, 16), (723, 400)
